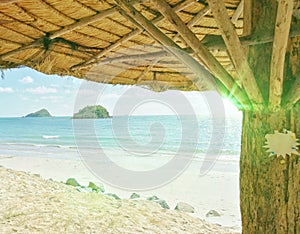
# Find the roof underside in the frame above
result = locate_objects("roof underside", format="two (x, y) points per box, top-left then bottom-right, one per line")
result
(1, 0), (299, 111)
(0, 0), (242, 92)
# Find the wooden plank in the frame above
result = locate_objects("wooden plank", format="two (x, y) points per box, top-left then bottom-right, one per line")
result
(114, 0), (223, 92)
(71, 0), (195, 70)
(206, 0), (264, 109)
(269, 0), (294, 111)
(151, 0), (250, 108)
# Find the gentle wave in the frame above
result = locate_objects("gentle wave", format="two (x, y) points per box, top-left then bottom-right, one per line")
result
(42, 135), (60, 139)
(1, 142), (75, 149)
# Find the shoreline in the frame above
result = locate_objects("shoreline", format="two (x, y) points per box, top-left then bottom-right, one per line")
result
(0, 153), (241, 231)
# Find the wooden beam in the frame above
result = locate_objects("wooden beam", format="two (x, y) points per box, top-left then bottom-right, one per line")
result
(231, 0), (244, 25)
(0, 7), (117, 61)
(243, 0), (252, 36)
(49, 8), (117, 39)
(114, 0), (220, 91)
(201, 25), (300, 50)
(284, 77), (300, 109)
(0, 0), (144, 61)
(135, 5), (210, 83)
(151, 0), (250, 108)
(186, 6), (210, 28)
(206, 0), (264, 109)
(269, 0), (294, 111)
(94, 50), (170, 65)
(202, 23), (300, 50)
(71, 0), (195, 70)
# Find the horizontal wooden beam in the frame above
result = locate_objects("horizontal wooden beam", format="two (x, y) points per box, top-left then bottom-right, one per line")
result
(201, 23), (300, 50)
(71, 0), (195, 70)
(207, 0), (264, 109)
(95, 50), (170, 65)
(152, 0), (250, 108)
(114, 0), (217, 91)
(269, 0), (294, 111)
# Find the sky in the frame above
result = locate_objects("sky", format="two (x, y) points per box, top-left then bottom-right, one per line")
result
(0, 67), (241, 118)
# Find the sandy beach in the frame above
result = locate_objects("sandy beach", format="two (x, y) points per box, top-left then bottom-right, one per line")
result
(0, 154), (241, 233)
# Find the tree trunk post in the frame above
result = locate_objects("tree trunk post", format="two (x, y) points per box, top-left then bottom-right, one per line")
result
(240, 104), (300, 233)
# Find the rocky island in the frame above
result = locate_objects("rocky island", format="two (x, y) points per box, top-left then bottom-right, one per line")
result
(73, 105), (110, 119)
(25, 109), (52, 117)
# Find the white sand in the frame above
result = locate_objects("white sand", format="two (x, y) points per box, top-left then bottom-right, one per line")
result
(0, 154), (241, 233)
(0, 167), (240, 234)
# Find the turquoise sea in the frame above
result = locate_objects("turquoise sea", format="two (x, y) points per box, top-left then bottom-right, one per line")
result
(0, 115), (242, 173)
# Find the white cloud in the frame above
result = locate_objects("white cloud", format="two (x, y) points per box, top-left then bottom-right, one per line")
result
(26, 86), (57, 94)
(20, 76), (34, 84)
(40, 96), (62, 101)
(64, 89), (72, 94)
(0, 87), (14, 93)
(50, 84), (59, 88)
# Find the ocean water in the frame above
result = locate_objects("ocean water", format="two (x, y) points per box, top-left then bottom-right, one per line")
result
(0, 115), (242, 173)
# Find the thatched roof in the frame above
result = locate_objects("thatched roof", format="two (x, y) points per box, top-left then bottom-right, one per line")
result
(0, 0), (243, 91)
(0, 0), (299, 110)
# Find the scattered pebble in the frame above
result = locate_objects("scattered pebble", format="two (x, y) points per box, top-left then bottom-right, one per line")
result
(206, 210), (221, 217)
(175, 202), (195, 213)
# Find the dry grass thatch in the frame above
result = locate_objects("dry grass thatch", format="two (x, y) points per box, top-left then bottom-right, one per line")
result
(0, 0), (243, 92)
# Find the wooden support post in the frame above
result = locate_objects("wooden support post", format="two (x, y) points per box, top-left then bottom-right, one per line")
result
(269, 0), (294, 111)
(206, 0), (264, 109)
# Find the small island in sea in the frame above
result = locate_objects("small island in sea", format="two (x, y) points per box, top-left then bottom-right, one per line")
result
(25, 108), (52, 117)
(73, 105), (110, 119)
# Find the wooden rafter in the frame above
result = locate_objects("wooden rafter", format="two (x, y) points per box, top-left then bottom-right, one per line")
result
(0, 7), (117, 61)
(0, 0), (148, 61)
(114, 0), (218, 91)
(206, 0), (264, 109)
(135, 5), (210, 83)
(94, 50), (170, 65)
(269, 0), (294, 111)
(231, 0), (244, 25)
(71, 0), (195, 70)
(151, 0), (249, 108)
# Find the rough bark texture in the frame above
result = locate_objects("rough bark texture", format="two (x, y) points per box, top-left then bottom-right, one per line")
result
(240, 102), (300, 233)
